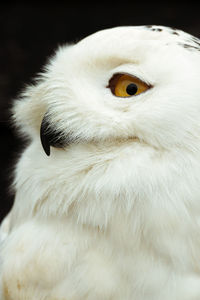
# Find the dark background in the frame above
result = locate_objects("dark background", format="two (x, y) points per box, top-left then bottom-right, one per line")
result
(1, 2), (200, 222)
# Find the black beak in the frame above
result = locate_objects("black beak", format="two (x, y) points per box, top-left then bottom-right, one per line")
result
(40, 113), (68, 156)
(40, 114), (51, 156)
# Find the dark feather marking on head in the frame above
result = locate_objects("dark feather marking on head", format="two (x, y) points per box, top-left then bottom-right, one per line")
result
(191, 37), (200, 47)
(179, 43), (200, 51)
(152, 28), (163, 32)
(145, 26), (163, 32)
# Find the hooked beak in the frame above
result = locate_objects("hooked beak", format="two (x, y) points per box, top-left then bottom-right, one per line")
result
(40, 113), (69, 156)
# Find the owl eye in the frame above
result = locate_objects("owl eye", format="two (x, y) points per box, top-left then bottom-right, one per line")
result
(108, 73), (151, 98)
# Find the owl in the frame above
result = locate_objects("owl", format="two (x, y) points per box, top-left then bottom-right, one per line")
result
(1, 25), (200, 300)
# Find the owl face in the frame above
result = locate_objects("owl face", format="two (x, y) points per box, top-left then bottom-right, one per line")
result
(36, 25), (200, 156)
(14, 25), (200, 156)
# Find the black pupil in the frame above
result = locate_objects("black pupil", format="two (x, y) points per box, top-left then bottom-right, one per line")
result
(126, 83), (138, 95)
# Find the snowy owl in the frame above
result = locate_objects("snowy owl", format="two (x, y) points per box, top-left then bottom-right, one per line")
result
(1, 25), (200, 300)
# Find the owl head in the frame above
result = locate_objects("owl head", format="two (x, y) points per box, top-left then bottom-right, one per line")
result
(11, 26), (200, 228)
(14, 25), (200, 154)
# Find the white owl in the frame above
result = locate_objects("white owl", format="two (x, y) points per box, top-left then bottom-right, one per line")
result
(1, 25), (200, 300)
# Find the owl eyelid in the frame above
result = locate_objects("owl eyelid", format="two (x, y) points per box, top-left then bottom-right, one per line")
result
(106, 72), (152, 96)
(107, 73), (124, 95)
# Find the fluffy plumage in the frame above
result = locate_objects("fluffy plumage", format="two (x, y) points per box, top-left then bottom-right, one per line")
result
(1, 25), (200, 299)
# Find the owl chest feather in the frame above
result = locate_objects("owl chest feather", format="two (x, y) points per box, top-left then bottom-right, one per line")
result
(2, 215), (200, 300)
(2, 142), (200, 299)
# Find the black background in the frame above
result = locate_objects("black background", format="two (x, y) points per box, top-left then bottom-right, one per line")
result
(1, 2), (200, 222)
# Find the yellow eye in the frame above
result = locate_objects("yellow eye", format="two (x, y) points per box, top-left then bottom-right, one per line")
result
(108, 73), (151, 98)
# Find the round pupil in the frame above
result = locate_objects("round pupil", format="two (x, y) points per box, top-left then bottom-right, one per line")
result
(126, 83), (138, 95)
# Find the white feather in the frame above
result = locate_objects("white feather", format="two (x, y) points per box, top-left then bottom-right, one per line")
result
(1, 25), (200, 299)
